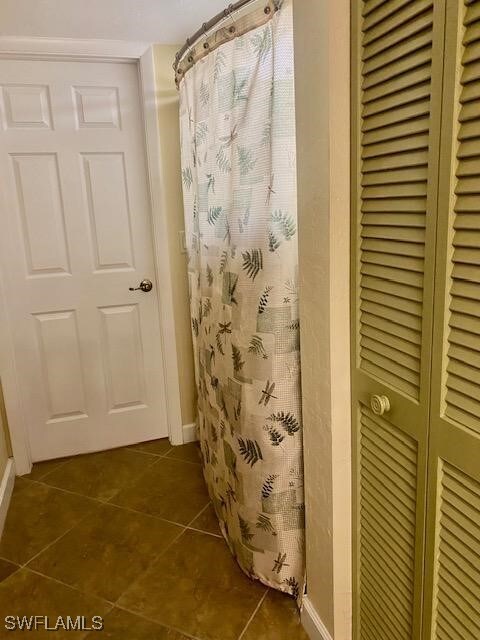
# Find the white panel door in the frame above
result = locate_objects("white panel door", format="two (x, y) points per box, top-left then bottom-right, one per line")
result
(0, 59), (169, 461)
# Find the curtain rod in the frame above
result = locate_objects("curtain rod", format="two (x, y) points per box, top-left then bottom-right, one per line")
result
(173, 0), (278, 72)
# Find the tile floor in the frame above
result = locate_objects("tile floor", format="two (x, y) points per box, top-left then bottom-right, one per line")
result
(0, 439), (308, 639)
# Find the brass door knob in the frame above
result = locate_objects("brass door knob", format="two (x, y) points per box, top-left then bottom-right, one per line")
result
(129, 279), (153, 293)
(370, 394), (391, 416)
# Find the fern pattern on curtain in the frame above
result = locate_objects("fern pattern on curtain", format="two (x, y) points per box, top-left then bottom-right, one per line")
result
(179, 0), (304, 599)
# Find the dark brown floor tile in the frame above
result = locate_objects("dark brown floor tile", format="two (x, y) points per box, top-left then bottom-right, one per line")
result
(0, 568), (111, 639)
(41, 447), (157, 502)
(86, 608), (189, 639)
(0, 479), (95, 565)
(23, 458), (71, 481)
(242, 589), (308, 640)
(166, 442), (201, 464)
(190, 503), (221, 536)
(29, 503), (182, 602)
(119, 529), (266, 640)
(0, 558), (19, 583)
(128, 438), (173, 456)
(110, 457), (209, 526)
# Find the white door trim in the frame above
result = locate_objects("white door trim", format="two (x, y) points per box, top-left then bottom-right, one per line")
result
(138, 48), (184, 446)
(301, 596), (334, 640)
(0, 37), (150, 62)
(0, 458), (15, 538)
(0, 264), (31, 475)
(0, 37), (184, 473)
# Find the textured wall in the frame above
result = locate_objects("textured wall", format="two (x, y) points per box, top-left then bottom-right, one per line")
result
(293, 0), (352, 637)
(154, 45), (196, 426)
(295, 0), (334, 632)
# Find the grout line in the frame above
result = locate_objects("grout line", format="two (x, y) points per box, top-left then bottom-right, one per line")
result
(111, 524), (188, 608)
(113, 602), (204, 640)
(21, 477), (194, 533)
(188, 501), (209, 520)
(6, 444), (272, 640)
(108, 495), (213, 626)
(22, 445), (201, 502)
(0, 555), (19, 566)
(237, 588), (269, 640)
(102, 500), (219, 539)
(128, 443), (174, 457)
(23, 441), (200, 483)
(103, 502), (193, 532)
(25, 566), (115, 609)
(24, 446), (162, 491)
(184, 503), (223, 538)
(163, 456), (202, 467)
(128, 448), (173, 458)
(2, 551), (205, 640)
(29, 457), (73, 482)
(186, 525), (222, 539)
(0, 558), (22, 583)
(8, 449), (215, 562)
(24, 476), (216, 540)
(6, 510), (186, 620)
(109, 442), (201, 467)
(27, 454), (163, 506)
(25, 478), (108, 505)
(185, 501), (211, 528)
(8, 443), (221, 628)
(17, 524), (187, 619)
(22, 503), (101, 568)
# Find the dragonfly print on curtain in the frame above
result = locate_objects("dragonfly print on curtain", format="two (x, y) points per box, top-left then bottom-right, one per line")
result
(178, 0), (304, 600)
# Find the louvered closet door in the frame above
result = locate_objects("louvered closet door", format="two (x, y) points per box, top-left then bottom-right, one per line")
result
(351, 1), (446, 639)
(423, 2), (480, 637)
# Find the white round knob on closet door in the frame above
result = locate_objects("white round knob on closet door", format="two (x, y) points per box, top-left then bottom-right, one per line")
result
(370, 394), (391, 416)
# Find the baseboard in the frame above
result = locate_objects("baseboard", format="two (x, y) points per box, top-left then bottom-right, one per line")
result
(0, 458), (15, 539)
(302, 596), (334, 640)
(182, 422), (198, 444)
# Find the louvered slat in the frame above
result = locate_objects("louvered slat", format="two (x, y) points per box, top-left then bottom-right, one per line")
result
(359, 407), (418, 640)
(361, 287), (422, 317)
(362, 151), (429, 173)
(362, 0), (433, 46)
(363, 31), (433, 76)
(363, 65), (432, 104)
(432, 463), (480, 639)
(361, 237), (425, 256)
(361, 197), (427, 212)
(363, 11), (433, 62)
(358, 0), (434, 401)
(363, 82), (430, 117)
(445, 3), (480, 434)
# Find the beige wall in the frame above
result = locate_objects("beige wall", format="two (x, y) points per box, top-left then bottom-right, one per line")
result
(153, 45), (196, 426)
(294, 1), (352, 638)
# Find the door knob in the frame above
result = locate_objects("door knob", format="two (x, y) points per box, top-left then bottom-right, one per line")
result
(129, 279), (153, 293)
(370, 394), (391, 416)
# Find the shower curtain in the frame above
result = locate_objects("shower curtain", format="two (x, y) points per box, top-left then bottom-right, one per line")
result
(178, 0), (304, 599)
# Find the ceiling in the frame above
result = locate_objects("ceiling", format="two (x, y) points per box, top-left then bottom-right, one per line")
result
(0, 0), (230, 44)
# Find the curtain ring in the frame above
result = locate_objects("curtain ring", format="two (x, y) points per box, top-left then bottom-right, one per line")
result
(186, 37), (195, 64)
(202, 22), (210, 50)
(174, 51), (183, 75)
(225, 4), (236, 34)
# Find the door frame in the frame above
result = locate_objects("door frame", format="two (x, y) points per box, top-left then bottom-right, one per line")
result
(0, 37), (184, 474)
